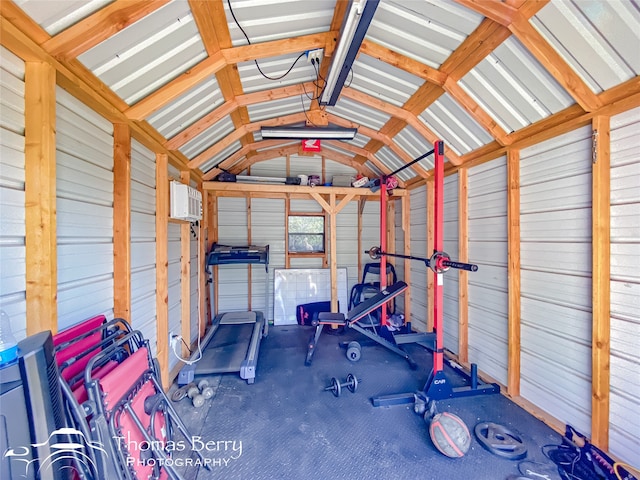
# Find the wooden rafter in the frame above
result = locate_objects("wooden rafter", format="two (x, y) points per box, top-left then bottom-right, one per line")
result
(187, 112), (307, 169)
(42, 0), (170, 60)
(508, 18), (601, 112)
(360, 40), (446, 85)
(454, 0), (599, 112)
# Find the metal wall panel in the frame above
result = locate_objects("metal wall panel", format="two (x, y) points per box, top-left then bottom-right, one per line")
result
(167, 223), (181, 371)
(337, 202), (360, 295)
(443, 173), (459, 353)
(56, 87), (114, 331)
(393, 198), (406, 314)
(520, 126), (593, 435)
(468, 157), (508, 385)
(0, 47), (26, 340)
(251, 198), (285, 321)
(130, 139), (157, 354)
(409, 186), (428, 331)
(609, 107), (640, 464)
(190, 184), (200, 344)
(216, 197), (249, 314)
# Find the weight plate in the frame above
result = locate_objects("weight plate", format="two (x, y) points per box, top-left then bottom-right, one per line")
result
(198, 379), (209, 390)
(332, 377), (341, 397)
(368, 246), (380, 260)
(346, 374), (358, 393)
(171, 388), (187, 402)
(474, 422), (528, 460)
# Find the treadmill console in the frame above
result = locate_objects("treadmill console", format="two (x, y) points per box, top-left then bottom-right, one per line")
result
(207, 243), (269, 271)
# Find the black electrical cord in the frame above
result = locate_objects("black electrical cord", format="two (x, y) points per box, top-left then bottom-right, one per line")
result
(227, 0), (307, 81)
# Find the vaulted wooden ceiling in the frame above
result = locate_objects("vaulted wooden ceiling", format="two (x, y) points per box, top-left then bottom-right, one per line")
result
(2, 0), (639, 187)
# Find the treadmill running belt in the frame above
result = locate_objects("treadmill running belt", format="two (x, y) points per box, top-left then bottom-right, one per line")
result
(195, 323), (256, 374)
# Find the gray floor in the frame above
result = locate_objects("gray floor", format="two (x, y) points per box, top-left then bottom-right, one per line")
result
(170, 325), (565, 480)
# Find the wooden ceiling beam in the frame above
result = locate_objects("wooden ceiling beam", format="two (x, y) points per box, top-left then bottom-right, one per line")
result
(201, 139), (288, 180)
(439, 19), (511, 82)
(187, 112), (307, 169)
(327, 114), (431, 178)
(125, 53), (226, 120)
(509, 18), (601, 112)
(453, 0), (520, 27)
(165, 100), (239, 150)
(360, 40), (446, 86)
(458, 77), (640, 170)
(43, 0), (170, 60)
(443, 78), (512, 146)
(1, 8), (197, 178)
(222, 31), (336, 65)
(453, 1), (598, 112)
(230, 144), (300, 174)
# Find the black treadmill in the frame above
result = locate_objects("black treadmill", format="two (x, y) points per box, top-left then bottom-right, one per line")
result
(184, 243), (269, 384)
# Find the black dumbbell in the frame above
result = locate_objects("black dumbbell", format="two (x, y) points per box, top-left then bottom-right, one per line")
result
(324, 374), (359, 397)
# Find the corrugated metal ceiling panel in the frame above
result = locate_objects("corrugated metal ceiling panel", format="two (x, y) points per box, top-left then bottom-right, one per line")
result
(419, 93), (494, 156)
(199, 140), (243, 173)
(147, 75), (224, 139)
(223, 0), (336, 46)
(237, 54), (319, 93)
(460, 36), (574, 133)
(376, 145), (415, 182)
(363, 160), (382, 179)
(247, 97), (304, 122)
(532, 1), (640, 93)
(78, 1), (206, 105)
(326, 98), (391, 131)
(179, 116), (235, 159)
(349, 54), (423, 107)
(394, 124), (435, 170)
(367, 0), (484, 69)
(14, 0), (112, 35)
(351, 133), (370, 149)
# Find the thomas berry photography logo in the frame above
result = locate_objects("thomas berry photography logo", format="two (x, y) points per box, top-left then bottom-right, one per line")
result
(3, 427), (106, 478)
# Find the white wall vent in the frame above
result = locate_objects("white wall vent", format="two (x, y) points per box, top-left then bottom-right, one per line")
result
(170, 181), (202, 222)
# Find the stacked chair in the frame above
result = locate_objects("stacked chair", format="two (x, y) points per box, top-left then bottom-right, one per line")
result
(53, 315), (207, 480)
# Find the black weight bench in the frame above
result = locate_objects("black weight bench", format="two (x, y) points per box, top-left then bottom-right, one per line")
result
(304, 282), (436, 367)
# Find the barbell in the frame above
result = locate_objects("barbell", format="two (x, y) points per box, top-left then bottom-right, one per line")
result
(366, 246), (478, 274)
